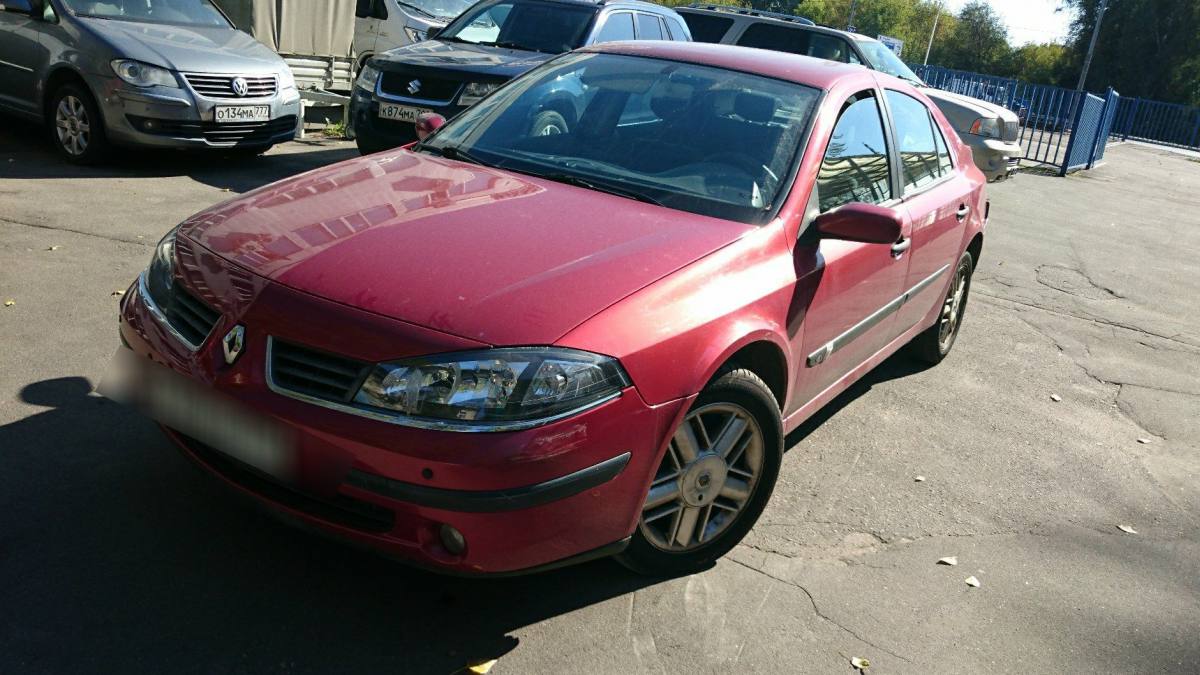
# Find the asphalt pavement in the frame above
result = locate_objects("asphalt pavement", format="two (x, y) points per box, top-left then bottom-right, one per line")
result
(2, 122), (1198, 674)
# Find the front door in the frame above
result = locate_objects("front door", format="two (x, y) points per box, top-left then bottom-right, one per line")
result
(882, 89), (974, 331)
(789, 89), (911, 414)
(0, 0), (42, 115)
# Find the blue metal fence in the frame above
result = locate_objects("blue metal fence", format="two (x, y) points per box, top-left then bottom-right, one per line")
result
(1063, 92), (1105, 173)
(1112, 98), (1200, 149)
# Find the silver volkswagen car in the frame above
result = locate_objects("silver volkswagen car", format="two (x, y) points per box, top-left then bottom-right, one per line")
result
(0, 0), (300, 163)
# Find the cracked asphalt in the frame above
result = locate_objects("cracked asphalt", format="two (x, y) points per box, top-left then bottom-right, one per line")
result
(2, 122), (1198, 674)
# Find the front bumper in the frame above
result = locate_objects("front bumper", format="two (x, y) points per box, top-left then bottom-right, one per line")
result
(349, 85), (466, 151)
(966, 136), (1023, 182)
(116, 239), (684, 574)
(92, 74), (302, 150)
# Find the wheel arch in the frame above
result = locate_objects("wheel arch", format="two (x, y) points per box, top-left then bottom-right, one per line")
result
(537, 94), (578, 129)
(966, 231), (984, 266)
(42, 66), (98, 121)
(700, 333), (790, 412)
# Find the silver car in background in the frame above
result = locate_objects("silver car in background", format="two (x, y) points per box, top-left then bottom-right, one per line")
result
(0, 0), (300, 163)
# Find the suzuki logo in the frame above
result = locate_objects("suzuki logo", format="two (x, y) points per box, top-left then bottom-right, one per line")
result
(231, 76), (249, 97)
(222, 325), (246, 365)
(406, 79), (422, 95)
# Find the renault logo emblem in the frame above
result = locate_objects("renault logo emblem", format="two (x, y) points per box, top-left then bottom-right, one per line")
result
(406, 79), (422, 95)
(231, 76), (249, 97)
(222, 325), (246, 365)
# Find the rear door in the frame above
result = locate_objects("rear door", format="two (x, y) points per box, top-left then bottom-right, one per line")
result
(882, 89), (973, 331)
(354, 0), (383, 59)
(790, 89), (912, 412)
(0, 0), (42, 115)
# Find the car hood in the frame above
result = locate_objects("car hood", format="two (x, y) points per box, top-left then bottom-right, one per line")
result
(178, 150), (754, 345)
(922, 88), (1019, 124)
(371, 39), (555, 79)
(79, 17), (284, 74)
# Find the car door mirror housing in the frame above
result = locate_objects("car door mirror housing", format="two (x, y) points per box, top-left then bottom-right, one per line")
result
(813, 203), (903, 244)
(415, 112), (447, 141)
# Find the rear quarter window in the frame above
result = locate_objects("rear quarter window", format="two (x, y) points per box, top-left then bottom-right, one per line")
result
(679, 13), (734, 43)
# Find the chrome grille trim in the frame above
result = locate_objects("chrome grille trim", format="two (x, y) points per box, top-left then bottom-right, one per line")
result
(183, 73), (278, 99)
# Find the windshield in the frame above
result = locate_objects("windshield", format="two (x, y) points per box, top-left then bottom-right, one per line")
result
(402, 0), (475, 21)
(422, 53), (821, 224)
(437, 0), (596, 54)
(62, 0), (231, 26)
(858, 41), (923, 84)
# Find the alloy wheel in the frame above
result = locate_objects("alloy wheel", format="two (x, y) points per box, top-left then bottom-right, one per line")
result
(55, 95), (90, 157)
(639, 403), (764, 552)
(938, 262), (968, 349)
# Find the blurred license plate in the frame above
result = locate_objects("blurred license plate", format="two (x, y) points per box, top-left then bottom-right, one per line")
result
(215, 105), (270, 123)
(100, 349), (293, 479)
(377, 103), (430, 123)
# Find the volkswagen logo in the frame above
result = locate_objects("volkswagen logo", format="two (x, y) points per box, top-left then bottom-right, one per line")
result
(222, 325), (246, 365)
(406, 79), (422, 95)
(231, 76), (249, 97)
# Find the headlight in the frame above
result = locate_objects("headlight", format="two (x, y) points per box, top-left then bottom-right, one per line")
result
(111, 60), (177, 88)
(969, 117), (1001, 139)
(352, 348), (630, 430)
(356, 62), (380, 92)
(278, 67), (296, 90)
(144, 229), (177, 301)
(404, 26), (428, 43)
(458, 82), (499, 105)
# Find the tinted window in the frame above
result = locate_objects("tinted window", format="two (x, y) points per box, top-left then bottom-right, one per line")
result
(818, 93), (892, 212)
(636, 13), (664, 39)
(355, 0), (372, 18)
(737, 24), (853, 63)
(594, 12), (635, 42)
(427, 52), (822, 224)
(679, 12), (733, 43)
(2, 0), (34, 11)
(886, 91), (943, 192)
(440, 0), (596, 53)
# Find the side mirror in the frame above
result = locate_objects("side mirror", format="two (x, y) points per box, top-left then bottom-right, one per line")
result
(813, 203), (903, 244)
(414, 112), (447, 141)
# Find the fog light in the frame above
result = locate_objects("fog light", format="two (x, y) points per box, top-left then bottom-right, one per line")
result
(143, 120), (157, 130)
(439, 524), (466, 555)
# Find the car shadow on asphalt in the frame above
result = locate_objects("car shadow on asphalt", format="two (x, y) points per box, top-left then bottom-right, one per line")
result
(0, 116), (359, 194)
(0, 376), (669, 673)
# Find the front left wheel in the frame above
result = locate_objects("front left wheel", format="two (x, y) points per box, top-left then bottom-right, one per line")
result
(49, 83), (110, 165)
(618, 367), (782, 576)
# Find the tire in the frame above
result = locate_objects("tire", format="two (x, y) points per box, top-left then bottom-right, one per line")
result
(910, 249), (974, 364)
(48, 82), (110, 164)
(617, 367), (783, 576)
(529, 109), (569, 137)
(356, 135), (391, 156)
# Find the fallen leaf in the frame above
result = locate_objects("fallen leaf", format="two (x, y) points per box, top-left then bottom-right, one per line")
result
(851, 656), (870, 670)
(1117, 525), (1137, 534)
(937, 556), (958, 566)
(47, 245), (61, 251)
(1137, 438), (1152, 445)
(914, 475), (926, 482)
(111, 290), (125, 297)
(467, 660), (498, 674)
(3, 299), (14, 307)
(1050, 394), (1062, 402)
(965, 576), (981, 587)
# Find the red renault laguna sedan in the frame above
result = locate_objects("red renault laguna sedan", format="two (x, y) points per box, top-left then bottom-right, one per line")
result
(110, 42), (986, 576)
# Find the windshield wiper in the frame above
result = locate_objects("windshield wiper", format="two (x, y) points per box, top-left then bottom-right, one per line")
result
(480, 40), (552, 54)
(426, 143), (493, 168)
(531, 172), (664, 207)
(395, 1), (436, 19)
(437, 35), (474, 44)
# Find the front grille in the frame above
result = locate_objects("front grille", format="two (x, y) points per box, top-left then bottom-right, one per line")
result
(379, 71), (462, 103)
(144, 276), (221, 347)
(177, 432), (396, 533)
(183, 73), (278, 99)
(127, 115), (297, 147)
(269, 339), (371, 403)
(1003, 120), (1020, 142)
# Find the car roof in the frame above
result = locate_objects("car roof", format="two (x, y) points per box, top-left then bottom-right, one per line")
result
(581, 41), (874, 90)
(677, 5), (881, 43)
(535, 0), (678, 9)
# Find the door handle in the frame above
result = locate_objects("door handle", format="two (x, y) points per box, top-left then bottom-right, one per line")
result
(956, 204), (970, 221)
(891, 237), (911, 256)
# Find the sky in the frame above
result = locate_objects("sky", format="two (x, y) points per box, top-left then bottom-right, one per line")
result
(944, 0), (1076, 46)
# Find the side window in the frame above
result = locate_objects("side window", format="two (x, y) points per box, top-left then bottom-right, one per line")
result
(1, 0), (35, 13)
(664, 16), (689, 41)
(355, 0), (371, 18)
(636, 13), (665, 40)
(594, 11), (635, 43)
(807, 34), (851, 63)
(737, 24), (811, 56)
(886, 90), (943, 193)
(680, 13), (732, 43)
(355, 0), (385, 19)
(817, 92), (892, 213)
(932, 118), (955, 175)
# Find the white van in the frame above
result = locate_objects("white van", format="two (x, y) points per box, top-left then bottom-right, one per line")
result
(354, 0), (476, 70)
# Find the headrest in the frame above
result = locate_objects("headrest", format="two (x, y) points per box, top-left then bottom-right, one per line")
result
(735, 92), (776, 123)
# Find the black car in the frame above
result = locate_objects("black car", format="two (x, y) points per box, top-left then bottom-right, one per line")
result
(350, 0), (691, 154)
